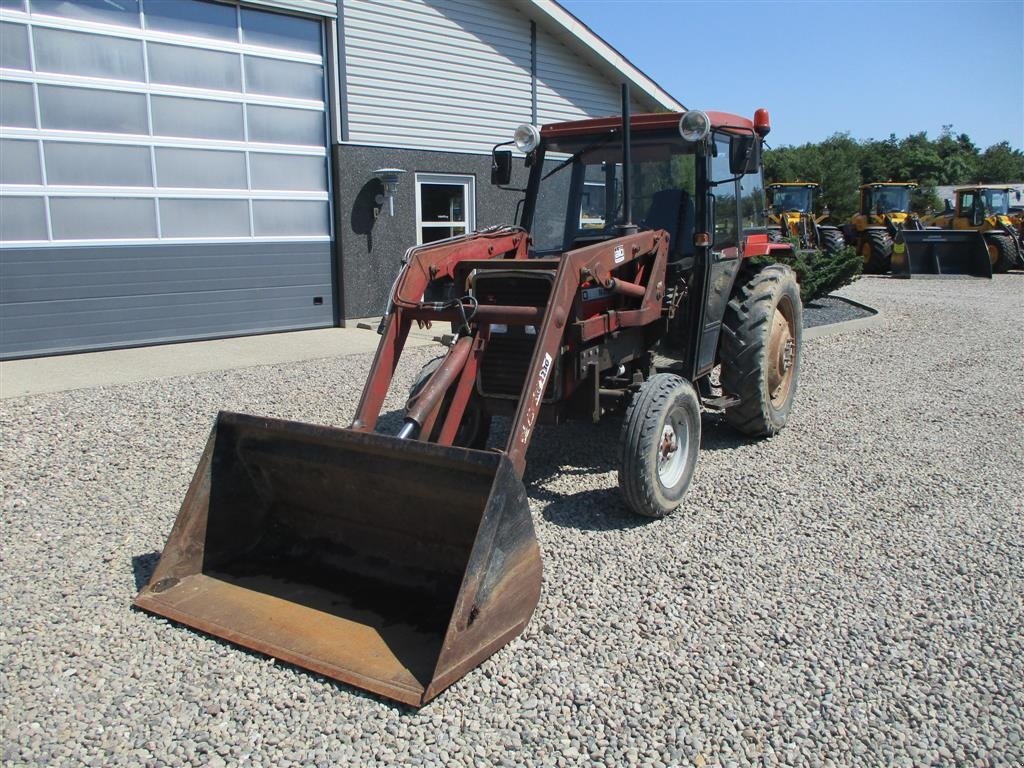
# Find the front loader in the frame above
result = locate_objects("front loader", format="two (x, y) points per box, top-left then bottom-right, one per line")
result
(766, 182), (844, 253)
(842, 182), (924, 272)
(136, 96), (803, 707)
(921, 185), (1023, 272)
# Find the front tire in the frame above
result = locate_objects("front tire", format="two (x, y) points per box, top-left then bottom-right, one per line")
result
(987, 233), (1019, 273)
(618, 374), (701, 519)
(720, 265), (802, 437)
(863, 229), (894, 272)
(821, 227), (845, 255)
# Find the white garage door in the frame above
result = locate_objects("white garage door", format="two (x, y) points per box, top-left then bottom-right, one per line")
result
(0, 0), (335, 358)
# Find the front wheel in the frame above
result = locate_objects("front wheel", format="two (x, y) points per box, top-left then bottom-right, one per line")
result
(719, 265), (802, 437)
(821, 227), (846, 255)
(987, 233), (1019, 273)
(862, 229), (894, 272)
(618, 374), (701, 519)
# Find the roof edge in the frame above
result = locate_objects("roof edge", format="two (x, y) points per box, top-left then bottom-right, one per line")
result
(525, 0), (684, 113)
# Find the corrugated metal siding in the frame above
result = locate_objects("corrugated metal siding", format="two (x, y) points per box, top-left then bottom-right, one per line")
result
(0, 242), (333, 358)
(341, 0), (650, 154)
(342, 0), (532, 153)
(536, 25), (642, 124)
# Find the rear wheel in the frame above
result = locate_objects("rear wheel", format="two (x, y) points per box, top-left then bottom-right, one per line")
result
(987, 233), (1019, 273)
(720, 265), (802, 437)
(407, 355), (491, 448)
(618, 373), (701, 519)
(862, 229), (894, 272)
(821, 228), (845, 255)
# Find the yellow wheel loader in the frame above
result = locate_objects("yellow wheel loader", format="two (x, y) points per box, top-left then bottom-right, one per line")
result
(924, 185), (1023, 272)
(841, 182), (924, 272)
(766, 182), (844, 253)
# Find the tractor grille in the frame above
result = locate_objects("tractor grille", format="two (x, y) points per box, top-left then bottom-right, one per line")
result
(472, 272), (553, 307)
(472, 270), (558, 400)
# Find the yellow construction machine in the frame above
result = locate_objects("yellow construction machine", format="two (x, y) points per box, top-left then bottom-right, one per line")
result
(766, 182), (844, 253)
(925, 185), (1023, 272)
(842, 182), (924, 272)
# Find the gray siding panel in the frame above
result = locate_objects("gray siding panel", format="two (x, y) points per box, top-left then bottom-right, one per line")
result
(0, 242), (333, 358)
(342, 0), (533, 153)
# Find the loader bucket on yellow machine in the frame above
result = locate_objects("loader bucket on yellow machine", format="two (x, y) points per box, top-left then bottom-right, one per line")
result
(134, 412), (542, 707)
(893, 230), (992, 278)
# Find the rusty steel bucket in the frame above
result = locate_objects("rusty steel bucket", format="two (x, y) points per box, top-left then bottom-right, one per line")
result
(894, 230), (992, 278)
(134, 412), (542, 707)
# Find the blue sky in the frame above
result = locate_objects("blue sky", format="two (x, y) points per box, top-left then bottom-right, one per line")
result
(560, 0), (1024, 150)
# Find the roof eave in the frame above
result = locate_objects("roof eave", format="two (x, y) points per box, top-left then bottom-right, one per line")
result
(525, 0), (685, 113)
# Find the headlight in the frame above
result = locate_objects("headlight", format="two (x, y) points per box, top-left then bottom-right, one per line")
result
(678, 110), (711, 142)
(514, 124), (541, 153)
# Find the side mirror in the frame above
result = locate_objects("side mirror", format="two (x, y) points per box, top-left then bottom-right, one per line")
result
(491, 150), (512, 186)
(944, 199), (953, 212)
(729, 135), (760, 175)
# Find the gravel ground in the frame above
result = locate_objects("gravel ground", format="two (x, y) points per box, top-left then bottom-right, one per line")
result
(2, 275), (1022, 767)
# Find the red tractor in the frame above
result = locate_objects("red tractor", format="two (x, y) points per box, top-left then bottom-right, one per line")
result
(137, 94), (802, 707)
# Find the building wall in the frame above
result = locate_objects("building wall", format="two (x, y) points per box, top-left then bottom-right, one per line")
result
(339, 0), (646, 155)
(334, 143), (529, 319)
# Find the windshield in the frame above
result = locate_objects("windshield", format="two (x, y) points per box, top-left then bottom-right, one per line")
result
(981, 189), (1010, 215)
(529, 129), (696, 255)
(770, 187), (812, 213)
(868, 186), (911, 213)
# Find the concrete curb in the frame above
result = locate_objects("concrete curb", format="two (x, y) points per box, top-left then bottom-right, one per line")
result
(803, 296), (883, 341)
(0, 321), (439, 400)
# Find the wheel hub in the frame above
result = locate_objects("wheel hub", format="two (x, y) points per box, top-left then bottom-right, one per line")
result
(658, 422), (687, 487)
(766, 302), (797, 408)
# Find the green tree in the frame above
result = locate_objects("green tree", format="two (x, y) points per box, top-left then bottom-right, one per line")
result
(764, 127), (1022, 219)
(975, 142), (1024, 182)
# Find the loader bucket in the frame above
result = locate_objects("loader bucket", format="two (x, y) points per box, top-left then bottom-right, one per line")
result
(893, 230), (992, 278)
(134, 412), (542, 707)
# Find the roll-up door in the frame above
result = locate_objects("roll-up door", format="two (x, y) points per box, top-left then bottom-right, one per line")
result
(0, 0), (333, 358)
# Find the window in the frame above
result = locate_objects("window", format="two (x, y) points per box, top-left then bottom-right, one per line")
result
(710, 136), (738, 252)
(415, 174), (475, 245)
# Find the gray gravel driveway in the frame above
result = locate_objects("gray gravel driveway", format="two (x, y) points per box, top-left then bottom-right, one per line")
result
(2, 275), (1022, 767)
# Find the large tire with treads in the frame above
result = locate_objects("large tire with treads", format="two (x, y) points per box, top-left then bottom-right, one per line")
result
(821, 227), (846, 255)
(987, 233), (1019, 273)
(863, 229), (894, 272)
(720, 265), (802, 437)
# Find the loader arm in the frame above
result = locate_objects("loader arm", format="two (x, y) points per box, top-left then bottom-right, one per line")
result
(351, 227), (668, 478)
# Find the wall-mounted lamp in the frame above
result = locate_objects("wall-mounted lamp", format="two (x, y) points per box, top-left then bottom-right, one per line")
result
(373, 168), (406, 217)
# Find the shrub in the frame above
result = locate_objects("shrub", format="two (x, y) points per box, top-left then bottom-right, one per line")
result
(753, 245), (862, 304)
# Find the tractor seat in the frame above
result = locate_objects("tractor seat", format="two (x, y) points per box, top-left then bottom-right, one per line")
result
(642, 188), (695, 271)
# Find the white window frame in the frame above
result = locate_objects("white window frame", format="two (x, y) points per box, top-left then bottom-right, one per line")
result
(414, 173), (475, 245)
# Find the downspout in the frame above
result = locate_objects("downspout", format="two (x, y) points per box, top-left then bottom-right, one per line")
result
(530, 20), (537, 124)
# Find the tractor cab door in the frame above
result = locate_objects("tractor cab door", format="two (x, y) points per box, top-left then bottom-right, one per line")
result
(694, 134), (746, 377)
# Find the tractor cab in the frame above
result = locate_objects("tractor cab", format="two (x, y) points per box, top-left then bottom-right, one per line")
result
(860, 183), (915, 217)
(497, 110), (768, 269)
(768, 183), (817, 214)
(956, 186), (1014, 221)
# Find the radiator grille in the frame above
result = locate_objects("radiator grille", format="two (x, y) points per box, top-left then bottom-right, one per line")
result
(472, 271), (557, 400)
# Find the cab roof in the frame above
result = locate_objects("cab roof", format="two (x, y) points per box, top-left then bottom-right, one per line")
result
(769, 182), (819, 188)
(954, 184), (1018, 192)
(860, 182), (918, 188)
(541, 111), (753, 139)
